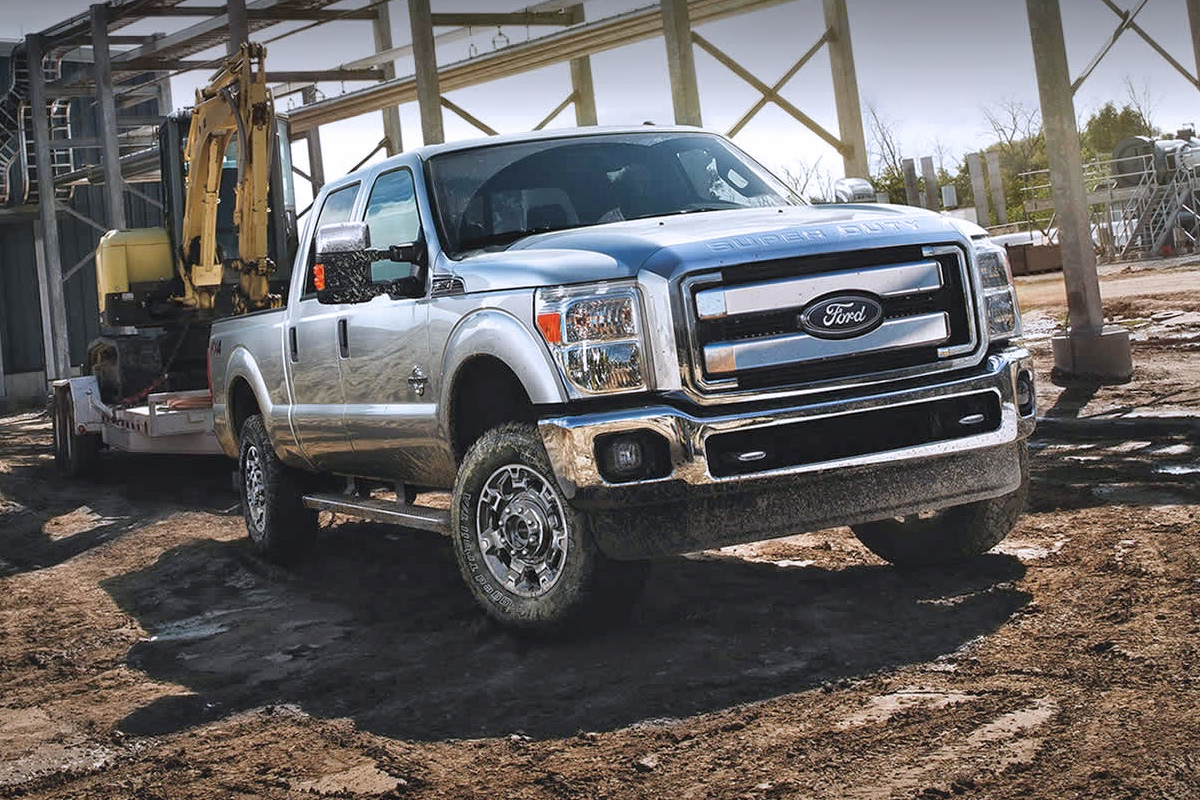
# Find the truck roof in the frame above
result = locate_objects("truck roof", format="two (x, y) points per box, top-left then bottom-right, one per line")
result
(405, 124), (717, 161)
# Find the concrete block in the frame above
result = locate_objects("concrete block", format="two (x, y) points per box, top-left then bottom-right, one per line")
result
(1051, 325), (1132, 384)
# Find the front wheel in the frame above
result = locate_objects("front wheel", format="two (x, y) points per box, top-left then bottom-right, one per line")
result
(238, 414), (318, 563)
(851, 444), (1029, 567)
(451, 423), (647, 633)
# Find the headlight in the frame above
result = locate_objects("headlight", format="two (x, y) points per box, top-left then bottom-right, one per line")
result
(973, 239), (1022, 341)
(535, 282), (647, 395)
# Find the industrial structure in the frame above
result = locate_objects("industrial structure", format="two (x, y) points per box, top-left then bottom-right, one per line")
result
(3, 0), (1200, 404)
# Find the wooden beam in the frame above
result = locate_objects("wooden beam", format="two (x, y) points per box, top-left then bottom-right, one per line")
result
(440, 97), (498, 136)
(132, 6), (377, 20)
(264, 69), (385, 83)
(692, 32), (845, 154)
(661, 0), (702, 126)
(429, 12), (574, 27)
(409, 0), (444, 145)
(727, 27), (830, 137)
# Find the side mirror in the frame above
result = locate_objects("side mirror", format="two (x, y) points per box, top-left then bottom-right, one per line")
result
(833, 177), (877, 204)
(314, 222), (427, 304)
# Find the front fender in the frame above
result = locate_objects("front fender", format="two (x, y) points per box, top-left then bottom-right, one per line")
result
(437, 307), (567, 435)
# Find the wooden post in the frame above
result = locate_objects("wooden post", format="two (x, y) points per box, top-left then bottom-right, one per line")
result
(27, 35), (72, 381)
(408, 0), (444, 145)
(1027, 0), (1130, 380)
(227, 0), (248, 55)
(660, 0), (702, 126)
(824, 0), (868, 179)
(568, 5), (597, 126)
(301, 86), (326, 191)
(91, 4), (127, 231)
(372, 1), (404, 155)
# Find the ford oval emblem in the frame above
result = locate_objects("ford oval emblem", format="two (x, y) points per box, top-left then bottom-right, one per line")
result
(799, 294), (885, 339)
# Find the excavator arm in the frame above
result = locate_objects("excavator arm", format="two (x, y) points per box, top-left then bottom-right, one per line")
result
(178, 42), (279, 312)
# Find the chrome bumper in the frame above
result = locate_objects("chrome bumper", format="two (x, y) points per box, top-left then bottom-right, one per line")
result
(538, 348), (1036, 559)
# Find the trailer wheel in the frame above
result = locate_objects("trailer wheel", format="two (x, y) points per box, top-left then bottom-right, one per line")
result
(451, 423), (648, 634)
(851, 443), (1029, 567)
(238, 414), (317, 563)
(52, 390), (101, 477)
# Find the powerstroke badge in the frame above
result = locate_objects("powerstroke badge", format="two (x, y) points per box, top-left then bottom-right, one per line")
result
(799, 294), (885, 339)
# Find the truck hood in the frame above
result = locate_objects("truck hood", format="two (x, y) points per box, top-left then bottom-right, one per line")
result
(439, 205), (969, 292)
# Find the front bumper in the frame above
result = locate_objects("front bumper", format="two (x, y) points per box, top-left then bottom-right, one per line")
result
(538, 347), (1036, 559)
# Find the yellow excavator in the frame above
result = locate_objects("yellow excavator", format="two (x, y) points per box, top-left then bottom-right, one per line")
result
(88, 42), (296, 403)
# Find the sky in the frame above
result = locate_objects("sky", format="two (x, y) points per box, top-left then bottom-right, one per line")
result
(5, 0), (1200, 206)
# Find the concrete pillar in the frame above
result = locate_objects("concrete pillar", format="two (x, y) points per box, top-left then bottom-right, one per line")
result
(986, 150), (1008, 225)
(568, 5), (597, 126)
(408, 0), (444, 145)
(660, 0), (702, 126)
(227, 0), (249, 56)
(967, 152), (990, 226)
(26, 35), (72, 380)
(901, 158), (921, 207)
(91, 4), (127, 231)
(301, 86), (326, 192)
(1026, 0), (1130, 381)
(824, 0), (868, 179)
(372, 1), (404, 156)
(921, 156), (939, 210)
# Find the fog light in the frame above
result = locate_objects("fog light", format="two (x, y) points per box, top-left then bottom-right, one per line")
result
(612, 438), (643, 473)
(595, 431), (671, 483)
(1016, 370), (1036, 416)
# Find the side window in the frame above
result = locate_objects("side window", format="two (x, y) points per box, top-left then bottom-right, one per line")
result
(304, 182), (360, 294)
(364, 168), (421, 282)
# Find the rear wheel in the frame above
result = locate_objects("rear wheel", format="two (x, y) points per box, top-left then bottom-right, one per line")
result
(851, 444), (1029, 567)
(451, 423), (647, 633)
(238, 414), (318, 563)
(51, 390), (100, 477)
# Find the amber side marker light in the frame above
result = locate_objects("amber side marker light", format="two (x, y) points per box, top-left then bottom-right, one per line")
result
(313, 263), (326, 291)
(537, 312), (562, 344)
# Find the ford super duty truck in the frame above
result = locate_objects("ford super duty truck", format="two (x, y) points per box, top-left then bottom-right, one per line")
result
(207, 126), (1036, 632)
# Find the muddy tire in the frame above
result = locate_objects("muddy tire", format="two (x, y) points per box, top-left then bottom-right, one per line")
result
(51, 390), (101, 477)
(238, 414), (318, 564)
(851, 443), (1029, 567)
(451, 423), (647, 633)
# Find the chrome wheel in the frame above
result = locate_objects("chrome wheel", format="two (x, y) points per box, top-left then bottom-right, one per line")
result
(243, 443), (267, 535)
(476, 463), (569, 599)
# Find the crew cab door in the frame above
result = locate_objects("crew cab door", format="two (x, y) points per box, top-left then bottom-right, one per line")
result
(284, 181), (359, 471)
(335, 165), (438, 482)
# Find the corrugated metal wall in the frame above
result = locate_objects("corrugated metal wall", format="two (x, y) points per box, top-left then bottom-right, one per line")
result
(0, 50), (165, 376)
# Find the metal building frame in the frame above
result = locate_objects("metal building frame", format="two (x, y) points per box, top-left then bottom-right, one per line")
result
(9, 0), (870, 384)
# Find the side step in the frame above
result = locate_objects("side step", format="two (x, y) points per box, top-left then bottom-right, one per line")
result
(302, 493), (451, 535)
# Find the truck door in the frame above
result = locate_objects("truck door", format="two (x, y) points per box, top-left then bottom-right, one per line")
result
(336, 166), (438, 483)
(285, 181), (359, 471)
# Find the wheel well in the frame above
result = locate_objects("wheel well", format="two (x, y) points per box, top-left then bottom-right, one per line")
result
(228, 379), (260, 441)
(450, 356), (533, 462)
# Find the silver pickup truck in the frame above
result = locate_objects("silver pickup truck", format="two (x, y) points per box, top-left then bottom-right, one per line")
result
(208, 126), (1036, 632)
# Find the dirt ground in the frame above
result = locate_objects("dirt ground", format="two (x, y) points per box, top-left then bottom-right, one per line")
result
(2, 260), (1199, 799)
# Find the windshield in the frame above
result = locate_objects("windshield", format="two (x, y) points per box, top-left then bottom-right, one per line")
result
(427, 131), (801, 258)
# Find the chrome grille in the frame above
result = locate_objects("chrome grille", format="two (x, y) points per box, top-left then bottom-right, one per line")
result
(684, 244), (978, 396)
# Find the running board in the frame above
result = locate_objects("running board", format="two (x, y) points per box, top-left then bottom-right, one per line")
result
(302, 493), (451, 535)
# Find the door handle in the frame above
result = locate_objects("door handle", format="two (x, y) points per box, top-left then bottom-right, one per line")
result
(288, 327), (299, 362)
(337, 318), (350, 359)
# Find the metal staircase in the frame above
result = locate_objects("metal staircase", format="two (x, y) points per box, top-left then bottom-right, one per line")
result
(0, 42), (74, 207)
(1118, 157), (1198, 259)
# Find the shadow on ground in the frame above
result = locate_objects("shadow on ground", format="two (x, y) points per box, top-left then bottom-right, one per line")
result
(0, 413), (235, 575)
(105, 522), (1029, 742)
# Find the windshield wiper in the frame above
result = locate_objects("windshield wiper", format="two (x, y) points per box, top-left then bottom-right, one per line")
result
(460, 224), (581, 252)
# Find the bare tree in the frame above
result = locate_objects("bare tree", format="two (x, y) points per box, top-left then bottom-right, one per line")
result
(982, 97), (1044, 170)
(1123, 76), (1160, 136)
(781, 157), (834, 202)
(867, 104), (904, 177)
